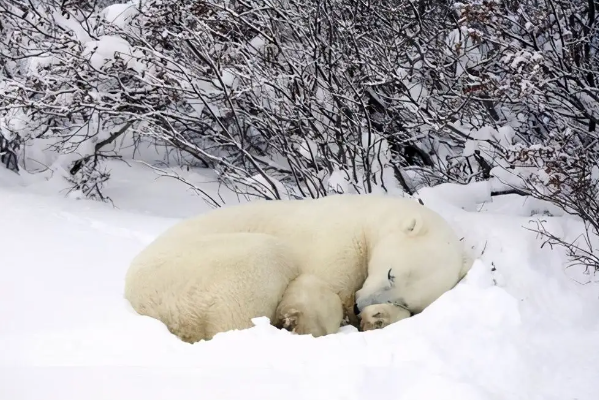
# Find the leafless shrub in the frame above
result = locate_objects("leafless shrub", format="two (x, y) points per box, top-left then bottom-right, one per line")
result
(2, 0), (599, 273)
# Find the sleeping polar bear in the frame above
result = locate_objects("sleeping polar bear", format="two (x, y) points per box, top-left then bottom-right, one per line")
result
(124, 194), (472, 343)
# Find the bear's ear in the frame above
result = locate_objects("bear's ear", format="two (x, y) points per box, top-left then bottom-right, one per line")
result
(401, 213), (425, 236)
(404, 219), (417, 232)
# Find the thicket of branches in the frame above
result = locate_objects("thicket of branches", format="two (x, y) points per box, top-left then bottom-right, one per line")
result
(1, 0), (598, 269)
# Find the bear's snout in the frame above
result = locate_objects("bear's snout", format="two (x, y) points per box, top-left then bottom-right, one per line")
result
(353, 303), (361, 316)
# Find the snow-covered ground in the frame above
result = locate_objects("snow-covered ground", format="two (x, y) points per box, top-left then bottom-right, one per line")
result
(1, 161), (599, 400)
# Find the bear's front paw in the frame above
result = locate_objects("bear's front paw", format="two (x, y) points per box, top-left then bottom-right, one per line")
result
(359, 303), (410, 332)
(277, 308), (325, 336)
(359, 310), (391, 331)
(280, 308), (302, 332)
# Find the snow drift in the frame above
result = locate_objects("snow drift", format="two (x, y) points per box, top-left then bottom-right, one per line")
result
(1, 162), (599, 400)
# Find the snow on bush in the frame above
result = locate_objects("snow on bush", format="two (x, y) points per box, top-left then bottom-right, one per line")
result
(1, 0), (599, 269)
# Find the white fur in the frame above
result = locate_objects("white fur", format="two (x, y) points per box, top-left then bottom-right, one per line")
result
(125, 194), (471, 342)
(275, 274), (344, 337)
(359, 303), (411, 331)
(125, 232), (299, 342)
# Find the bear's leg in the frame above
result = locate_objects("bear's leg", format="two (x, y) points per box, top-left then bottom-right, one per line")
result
(359, 303), (411, 331)
(275, 274), (344, 337)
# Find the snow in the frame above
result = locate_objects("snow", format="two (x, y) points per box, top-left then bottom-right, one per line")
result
(53, 10), (93, 43)
(82, 35), (145, 73)
(247, 35), (266, 54)
(445, 26), (483, 78)
(101, 2), (138, 28)
(2, 161), (599, 400)
(326, 168), (350, 194)
(214, 69), (239, 90)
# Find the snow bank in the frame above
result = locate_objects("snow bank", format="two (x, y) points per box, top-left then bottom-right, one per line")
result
(1, 164), (599, 400)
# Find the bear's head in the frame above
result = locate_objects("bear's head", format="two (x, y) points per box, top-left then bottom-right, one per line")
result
(353, 240), (410, 315)
(353, 212), (426, 315)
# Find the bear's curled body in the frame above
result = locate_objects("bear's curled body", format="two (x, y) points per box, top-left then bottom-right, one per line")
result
(124, 194), (471, 342)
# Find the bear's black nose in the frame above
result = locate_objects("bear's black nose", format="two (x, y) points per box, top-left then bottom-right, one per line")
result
(353, 303), (360, 316)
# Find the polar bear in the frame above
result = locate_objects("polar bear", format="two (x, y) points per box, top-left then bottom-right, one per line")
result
(125, 194), (471, 343)
(125, 232), (301, 342)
